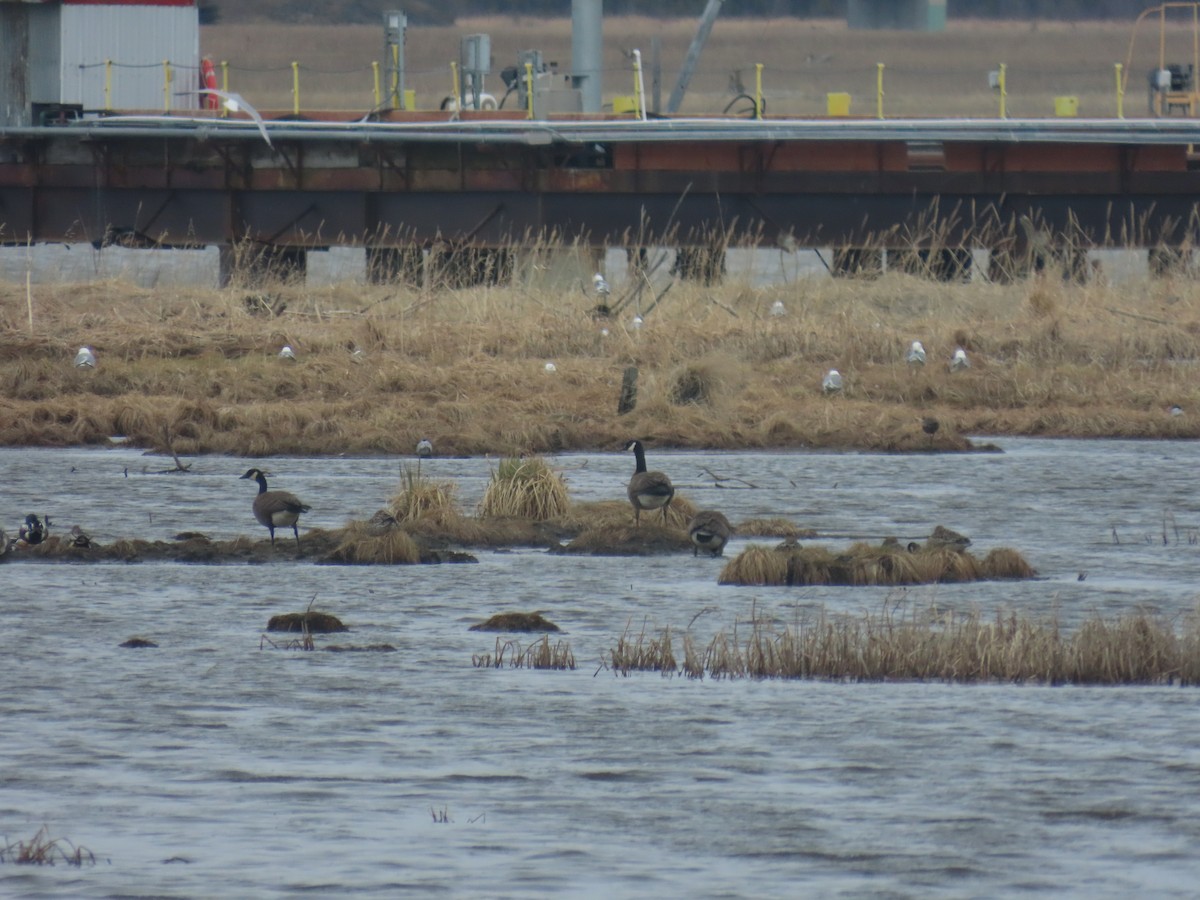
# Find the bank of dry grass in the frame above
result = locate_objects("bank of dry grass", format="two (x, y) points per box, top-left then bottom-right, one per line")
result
(3, 270), (1197, 454)
(605, 604), (1200, 684)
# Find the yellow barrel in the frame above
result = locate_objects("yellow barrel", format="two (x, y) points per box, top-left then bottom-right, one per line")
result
(827, 92), (851, 116)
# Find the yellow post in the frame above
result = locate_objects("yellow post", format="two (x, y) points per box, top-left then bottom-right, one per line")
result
(632, 52), (643, 119)
(1115, 62), (1125, 119)
(162, 60), (171, 112)
(998, 63), (1007, 119)
(220, 61), (229, 117)
(876, 62), (885, 119)
(372, 61), (381, 109)
(754, 63), (763, 119)
(104, 59), (112, 110)
(524, 62), (535, 119)
(450, 61), (460, 109)
(291, 61), (300, 116)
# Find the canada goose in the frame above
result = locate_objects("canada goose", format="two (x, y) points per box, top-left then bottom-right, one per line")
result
(688, 510), (733, 557)
(624, 439), (674, 526)
(416, 438), (434, 458)
(921, 416), (940, 446)
(74, 346), (96, 368)
(240, 468), (310, 547)
(906, 341), (926, 367)
(822, 369), (843, 394)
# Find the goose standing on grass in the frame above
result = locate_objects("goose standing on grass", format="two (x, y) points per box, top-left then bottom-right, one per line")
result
(688, 510), (733, 557)
(74, 346), (96, 368)
(240, 468), (310, 548)
(624, 440), (675, 526)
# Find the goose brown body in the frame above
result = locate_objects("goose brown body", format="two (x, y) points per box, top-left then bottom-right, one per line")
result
(624, 440), (674, 526)
(240, 468), (310, 547)
(688, 510), (733, 557)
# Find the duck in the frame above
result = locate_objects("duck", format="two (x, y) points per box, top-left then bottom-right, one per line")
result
(239, 468), (310, 547)
(416, 438), (434, 459)
(624, 439), (675, 526)
(688, 510), (733, 557)
(18, 513), (49, 545)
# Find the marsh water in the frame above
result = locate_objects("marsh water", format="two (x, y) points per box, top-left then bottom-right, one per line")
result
(3, 437), (1200, 898)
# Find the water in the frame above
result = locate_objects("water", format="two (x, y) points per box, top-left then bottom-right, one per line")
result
(3, 438), (1200, 897)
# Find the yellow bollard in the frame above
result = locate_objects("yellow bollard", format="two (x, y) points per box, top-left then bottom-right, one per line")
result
(876, 62), (885, 119)
(220, 61), (229, 117)
(291, 61), (300, 116)
(525, 62), (534, 119)
(755, 63), (763, 119)
(163, 59), (171, 112)
(104, 60), (112, 111)
(372, 61), (381, 109)
(1115, 62), (1125, 119)
(392, 44), (401, 108)
(998, 63), (1007, 119)
(632, 52), (643, 119)
(450, 61), (460, 110)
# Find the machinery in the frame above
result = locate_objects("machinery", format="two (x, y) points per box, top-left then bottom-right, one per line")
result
(1125, 2), (1200, 116)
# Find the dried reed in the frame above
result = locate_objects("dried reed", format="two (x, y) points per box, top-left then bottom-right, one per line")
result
(0, 826), (95, 866)
(478, 456), (570, 520)
(472, 636), (576, 670)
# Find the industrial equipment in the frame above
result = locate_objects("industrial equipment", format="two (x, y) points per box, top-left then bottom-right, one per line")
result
(1124, 2), (1200, 116)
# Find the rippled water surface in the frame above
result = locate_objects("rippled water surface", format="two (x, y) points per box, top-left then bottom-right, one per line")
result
(3, 438), (1200, 898)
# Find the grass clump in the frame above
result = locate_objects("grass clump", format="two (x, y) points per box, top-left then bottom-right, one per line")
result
(472, 636), (576, 670)
(0, 826), (95, 867)
(605, 621), (679, 676)
(389, 465), (460, 525)
(604, 603), (1200, 685)
(327, 522), (421, 564)
(470, 611), (561, 632)
(718, 541), (1034, 586)
(478, 456), (570, 521)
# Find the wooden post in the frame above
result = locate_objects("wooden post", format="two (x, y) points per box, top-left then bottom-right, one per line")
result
(617, 366), (639, 415)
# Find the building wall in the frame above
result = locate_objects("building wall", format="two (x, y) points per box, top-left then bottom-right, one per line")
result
(0, 6), (33, 126)
(55, 5), (199, 110)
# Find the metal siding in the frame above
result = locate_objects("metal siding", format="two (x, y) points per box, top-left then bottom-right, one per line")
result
(28, 4), (61, 106)
(0, 7), (31, 126)
(59, 6), (197, 110)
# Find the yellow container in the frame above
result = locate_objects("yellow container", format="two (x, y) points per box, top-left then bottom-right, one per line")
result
(1054, 95), (1078, 117)
(827, 92), (852, 116)
(612, 95), (638, 114)
(403, 88), (416, 110)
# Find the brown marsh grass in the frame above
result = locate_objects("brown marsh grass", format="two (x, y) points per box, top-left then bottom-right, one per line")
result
(717, 541), (1036, 586)
(201, 17), (1150, 119)
(472, 636), (576, 670)
(0, 826), (96, 866)
(604, 603), (1200, 685)
(327, 521), (422, 564)
(478, 456), (571, 520)
(4, 266), (1200, 455)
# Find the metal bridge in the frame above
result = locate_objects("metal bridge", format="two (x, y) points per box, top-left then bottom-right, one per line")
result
(2, 113), (1200, 280)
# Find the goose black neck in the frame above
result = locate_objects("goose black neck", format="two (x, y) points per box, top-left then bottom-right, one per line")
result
(253, 471), (268, 494)
(631, 442), (647, 474)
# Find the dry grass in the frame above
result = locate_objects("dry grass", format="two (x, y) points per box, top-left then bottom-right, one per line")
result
(717, 541), (1035, 586)
(478, 456), (571, 520)
(200, 17), (1153, 119)
(327, 521), (422, 564)
(472, 635), (576, 670)
(603, 603), (1200, 684)
(0, 826), (95, 867)
(470, 611), (561, 632)
(5, 265), (1200, 454)
(389, 465), (462, 525)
